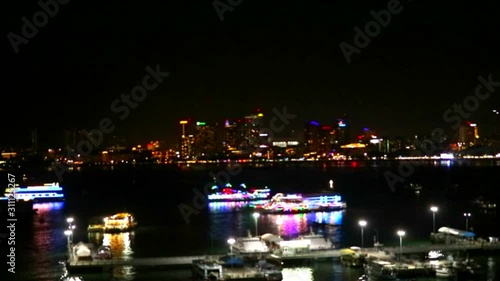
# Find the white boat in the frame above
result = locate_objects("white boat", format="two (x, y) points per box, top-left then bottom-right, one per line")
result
(1, 182), (64, 202)
(435, 265), (455, 278)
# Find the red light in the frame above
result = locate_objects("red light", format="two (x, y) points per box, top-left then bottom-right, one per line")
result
(352, 161), (358, 167)
(358, 135), (363, 139)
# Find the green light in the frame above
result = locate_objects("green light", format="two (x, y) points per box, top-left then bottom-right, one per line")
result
(196, 122), (206, 126)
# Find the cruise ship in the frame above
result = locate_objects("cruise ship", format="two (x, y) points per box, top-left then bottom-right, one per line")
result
(207, 183), (271, 202)
(253, 193), (346, 214)
(1, 182), (64, 202)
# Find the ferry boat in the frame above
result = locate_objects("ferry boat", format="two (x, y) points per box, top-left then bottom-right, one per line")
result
(254, 193), (346, 213)
(87, 213), (137, 233)
(207, 183), (271, 202)
(0, 182), (64, 202)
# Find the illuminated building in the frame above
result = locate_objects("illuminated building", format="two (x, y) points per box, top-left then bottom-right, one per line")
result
(179, 120), (194, 159)
(335, 115), (350, 145)
(304, 121), (336, 155)
(304, 121), (321, 154)
(223, 119), (242, 154)
(193, 121), (217, 158)
(458, 122), (479, 149)
(242, 111), (264, 149)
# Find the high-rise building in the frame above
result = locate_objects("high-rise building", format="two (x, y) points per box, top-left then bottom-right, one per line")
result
(458, 122), (479, 149)
(304, 121), (321, 153)
(242, 111), (264, 150)
(193, 121), (216, 158)
(335, 116), (350, 145)
(179, 120), (194, 159)
(223, 119), (242, 154)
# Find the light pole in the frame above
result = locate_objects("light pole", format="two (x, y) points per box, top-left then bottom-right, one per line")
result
(397, 230), (405, 261)
(464, 213), (471, 231)
(253, 212), (260, 237)
(66, 217), (74, 242)
(64, 230), (73, 261)
(227, 238), (235, 255)
(430, 206), (438, 233)
(358, 220), (367, 248)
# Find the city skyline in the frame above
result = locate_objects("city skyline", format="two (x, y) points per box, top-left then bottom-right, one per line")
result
(4, 1), (500, 148)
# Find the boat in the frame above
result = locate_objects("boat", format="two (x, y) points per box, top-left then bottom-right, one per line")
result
(365, 259), (434, 280)
(96, 245), (112, 259)
(207, 183), (271, 202)
(192, 259), (224, 281)
(435, 265), (455, 278)
(0, 182), (64, 202)
(87, 213), (137, 233)
(340, 247), (366, 267)
(253, 193), (346, 213)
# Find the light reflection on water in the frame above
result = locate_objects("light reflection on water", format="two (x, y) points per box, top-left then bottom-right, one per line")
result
(282, 267), (314, 281)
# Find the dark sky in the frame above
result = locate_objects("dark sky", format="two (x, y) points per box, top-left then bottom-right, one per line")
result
(4, 0), (500, 148)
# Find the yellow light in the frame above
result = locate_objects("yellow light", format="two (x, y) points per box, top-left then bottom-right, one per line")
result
(258, 113), (263, 117)
(180, 120), (188, 124)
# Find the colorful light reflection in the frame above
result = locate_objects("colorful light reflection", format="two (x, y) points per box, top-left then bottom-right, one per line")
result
(307, 211), (344, 226)
(33, 202), (65, 211)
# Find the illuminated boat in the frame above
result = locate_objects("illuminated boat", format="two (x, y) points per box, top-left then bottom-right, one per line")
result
(0, 182), (64, 202)
(87, 213), (137, 233)
(254, 193), (346, 214)
(207, 183), (271, 202)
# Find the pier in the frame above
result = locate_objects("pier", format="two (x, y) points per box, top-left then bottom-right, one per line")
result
(66, 243), (500, 273)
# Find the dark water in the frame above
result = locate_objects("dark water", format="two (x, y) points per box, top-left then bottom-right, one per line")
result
(1, 160), (499, 281)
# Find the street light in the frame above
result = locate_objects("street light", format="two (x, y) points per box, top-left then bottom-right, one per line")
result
(67, 217), (74, 224)
(64, 230), (73, 260)
(252, 212), (260, 237)
(397, 230), (405, 261)
(227, 238), (235, 255)
(430, 206), (438, 233)
(464, 213), (471, 230)
(358, 220), (367, 248)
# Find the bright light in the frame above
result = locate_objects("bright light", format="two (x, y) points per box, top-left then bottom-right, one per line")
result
(464, 213), (471, 217)
(227, 238), (235, 245)
(440, 153), (454, 159)
(64, 230), (72, 236)
(179, 120), (188, 124)
(359, 220), (367, 227)
(67, 217), (74, 223)
(253, 212), (260, 219)
(397, 230), (406, 237)
(430, 206), (438, 213)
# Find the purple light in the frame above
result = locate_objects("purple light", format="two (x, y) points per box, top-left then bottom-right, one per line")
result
(310, 121), (320, 126)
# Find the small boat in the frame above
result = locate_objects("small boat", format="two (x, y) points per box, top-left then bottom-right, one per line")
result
(96, 245), (112, 259)
(340, 247), (366, 267)
(435, 265), (455, 278)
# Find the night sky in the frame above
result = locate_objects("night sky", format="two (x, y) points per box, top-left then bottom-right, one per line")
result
(4, 0), (500, 148)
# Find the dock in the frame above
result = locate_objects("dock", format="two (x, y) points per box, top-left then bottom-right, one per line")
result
(66, 242), (500, 273)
